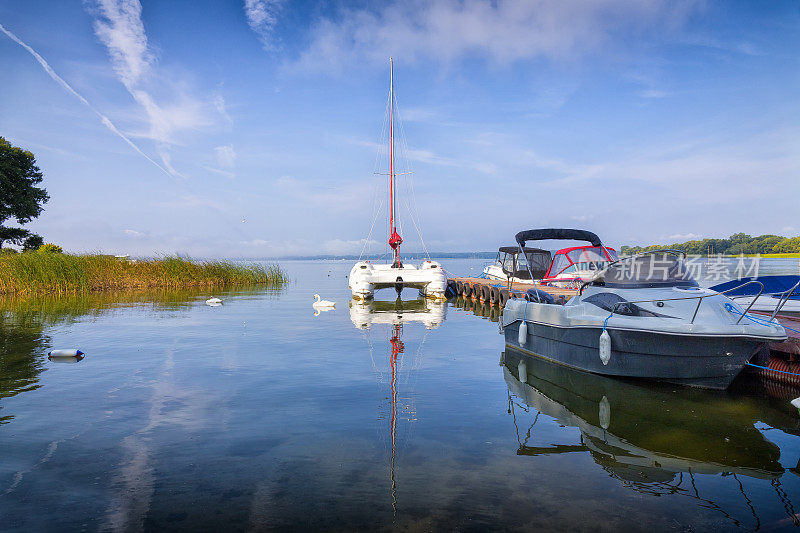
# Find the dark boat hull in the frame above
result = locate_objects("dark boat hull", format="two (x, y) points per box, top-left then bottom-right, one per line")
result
(504, 321), (766, 389)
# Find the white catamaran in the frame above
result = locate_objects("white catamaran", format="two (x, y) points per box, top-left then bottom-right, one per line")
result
(349, 58), (446, 300)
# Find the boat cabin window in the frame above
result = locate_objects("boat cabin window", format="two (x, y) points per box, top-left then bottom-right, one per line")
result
(600, 253), (698, 289)
(499, 247), (551, 279)
(500, 253), (517, 273)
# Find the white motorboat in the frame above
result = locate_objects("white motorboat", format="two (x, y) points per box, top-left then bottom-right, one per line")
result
(502, 246), (787, 389)
(480, 229), (618, 288)
(349, 58), (446, 300)
(710, 275), (800, 315)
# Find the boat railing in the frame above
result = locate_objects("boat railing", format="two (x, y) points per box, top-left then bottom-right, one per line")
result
(607, 280), (766, 325)
(767, 278), (800, 320)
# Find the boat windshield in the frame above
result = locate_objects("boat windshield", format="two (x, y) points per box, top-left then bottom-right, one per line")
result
(550, 247), (618, 276)
(500, 248), (551, 279)
(521, 250), (552, 277)
(599, 252), (698, 289)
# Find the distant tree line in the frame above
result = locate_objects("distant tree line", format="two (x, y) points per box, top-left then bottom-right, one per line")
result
(620, 233), (800, 256)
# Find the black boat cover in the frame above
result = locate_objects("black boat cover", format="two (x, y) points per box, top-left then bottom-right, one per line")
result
(498, 246), (549, 254)
(515, 228), (602, 248)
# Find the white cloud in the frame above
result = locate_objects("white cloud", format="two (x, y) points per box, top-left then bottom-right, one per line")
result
(214, 94), (233, 125)
(91, 0), (219, 177)
(124, 229), (145, 238)
(152, 194), (225, 211)
(667, 233), (702, 241)
(0, 22), (170, 175)
(640, 89), (670, 98)
(201, 165), (235, 179)
(93, 0), (151, 87)
(215, 145), (237, 168)
(291, 0), (700, 72)
(244, 0), (284, 49)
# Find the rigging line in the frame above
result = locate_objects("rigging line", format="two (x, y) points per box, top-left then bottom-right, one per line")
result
(521, 412), (540, 448)
(406, 175), (431, 260)
(395, 96), (431, 260)
(732, 473), (760, 530)
(772, 478), (799, 526)
(373, 87), (392, 176)
(363, 328), (380, 375)
(359, 192), (384, 261)
(365, 89), (392, 260)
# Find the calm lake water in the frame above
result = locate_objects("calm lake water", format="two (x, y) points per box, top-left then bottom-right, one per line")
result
(2, 258), (800, 531)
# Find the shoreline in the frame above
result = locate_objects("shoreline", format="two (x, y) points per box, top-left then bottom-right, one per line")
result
(0, 253), (287, 295)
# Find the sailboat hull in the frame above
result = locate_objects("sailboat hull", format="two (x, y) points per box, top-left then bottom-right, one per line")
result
(349, 261), (447, 300)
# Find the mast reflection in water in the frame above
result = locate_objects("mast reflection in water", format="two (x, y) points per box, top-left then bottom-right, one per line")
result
(502, 347), (800, 528)
(350, 298), (446, 515)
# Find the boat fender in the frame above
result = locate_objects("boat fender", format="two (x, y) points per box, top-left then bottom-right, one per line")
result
(518, 321), (528, 346)
(48, 349), (83, 357)
(599, 330), (611, 365)
(518, 359), (527, 384)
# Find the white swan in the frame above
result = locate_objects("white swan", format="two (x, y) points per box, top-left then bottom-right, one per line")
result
(312, 294), (336, 309)
(206, 297), (223, 306)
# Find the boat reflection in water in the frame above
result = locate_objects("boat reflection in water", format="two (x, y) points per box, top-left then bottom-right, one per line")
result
(502, 347), (800, 526)
(349, 297), (446, 330)
(350, 298), (446, 514)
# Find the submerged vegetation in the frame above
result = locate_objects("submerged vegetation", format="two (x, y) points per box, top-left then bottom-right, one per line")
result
(621, 233), (800, 256)
(0, 253), (286, 295)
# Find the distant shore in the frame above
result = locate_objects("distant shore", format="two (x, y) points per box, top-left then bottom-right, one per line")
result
(0, 253), (286, 295)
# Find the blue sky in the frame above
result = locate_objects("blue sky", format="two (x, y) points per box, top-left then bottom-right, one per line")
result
(1, 0), (799, 257)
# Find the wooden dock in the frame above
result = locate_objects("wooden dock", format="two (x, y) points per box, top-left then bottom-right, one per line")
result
(447, 276), (577, 307)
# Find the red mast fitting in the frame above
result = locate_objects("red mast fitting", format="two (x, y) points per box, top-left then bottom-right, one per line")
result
(388, 57), (403, 266)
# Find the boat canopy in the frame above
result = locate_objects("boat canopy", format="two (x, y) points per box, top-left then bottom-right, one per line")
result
(710, 275), (800, 297)
(498, 246), (552, 280)
(499, 246), (548, 255)
(547, 246), (618, 278)
(515, 228), (602, 248)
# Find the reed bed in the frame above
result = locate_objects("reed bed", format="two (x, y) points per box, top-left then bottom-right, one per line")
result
(0, 253), (287, 295)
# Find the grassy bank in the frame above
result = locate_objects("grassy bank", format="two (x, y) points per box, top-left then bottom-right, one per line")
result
(0, 253), (287, 295)
(742, 253), (800, 258)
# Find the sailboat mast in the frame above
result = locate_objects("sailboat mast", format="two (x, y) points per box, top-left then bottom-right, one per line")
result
(387, 57), (403, 265)
(389, 57), (396, 263)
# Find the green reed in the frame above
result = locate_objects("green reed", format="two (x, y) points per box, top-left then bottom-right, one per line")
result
(0, 253), (287, 295)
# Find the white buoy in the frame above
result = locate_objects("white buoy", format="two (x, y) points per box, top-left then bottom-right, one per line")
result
(48, 349), (83, 357)
(48, 349), (84, 363)
(518, 321), (528, 346)
(599, 330), (611, 365)
(518, 360), (527, 384)
(49, 354), (84, 363)
(206, 297), (222, 306)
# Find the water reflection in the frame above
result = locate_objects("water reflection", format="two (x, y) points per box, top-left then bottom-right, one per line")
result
(350, 298), (445, 515)
(0, 289), (275, 425)
(449, 295), (501, 322)
(349, 297), (446, 330)
(502, 348), (800, 527)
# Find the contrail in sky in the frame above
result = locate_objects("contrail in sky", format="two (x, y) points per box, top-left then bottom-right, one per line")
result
(0, 22), (171, 176)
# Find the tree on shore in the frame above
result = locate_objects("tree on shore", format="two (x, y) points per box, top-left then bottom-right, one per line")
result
(0, 137), (49, 250)
(621, 232), (800, 256)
